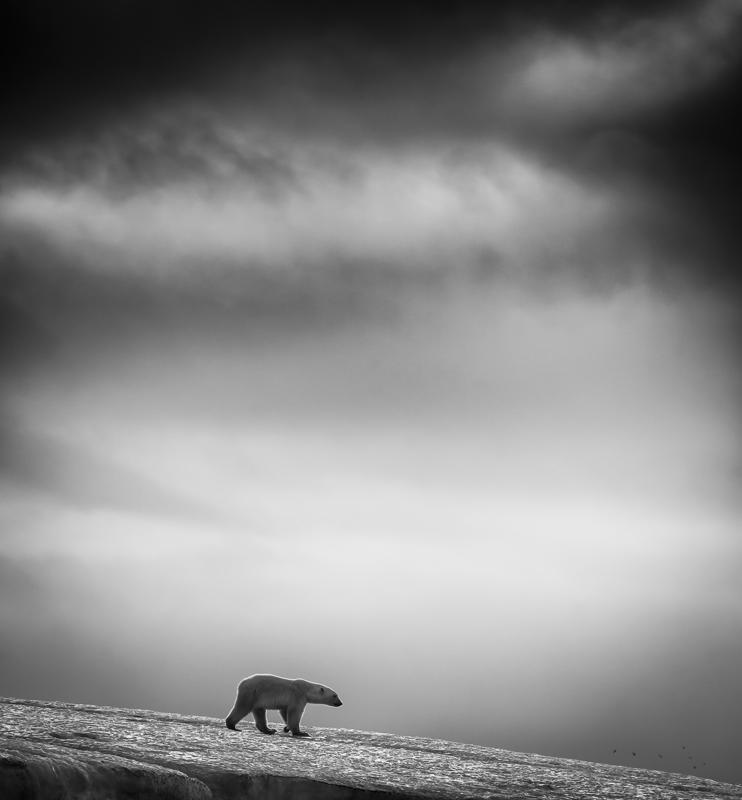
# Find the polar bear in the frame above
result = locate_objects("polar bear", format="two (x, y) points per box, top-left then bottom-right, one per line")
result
(225, 674), (342, 737)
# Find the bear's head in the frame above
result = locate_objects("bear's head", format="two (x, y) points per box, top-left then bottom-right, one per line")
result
(308, 684), (343, 707)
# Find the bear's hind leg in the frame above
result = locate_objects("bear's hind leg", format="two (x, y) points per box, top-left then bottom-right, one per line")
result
(226, 699), (252, 731)
(253, 707), (276, 735)
(279, 706), (290, 733)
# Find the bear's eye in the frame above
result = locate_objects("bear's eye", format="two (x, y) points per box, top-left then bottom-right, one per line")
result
(320, 688), (325, 694)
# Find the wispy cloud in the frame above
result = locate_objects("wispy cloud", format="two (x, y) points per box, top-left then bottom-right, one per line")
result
(500, 0), (742, 126)
(1, 135), (622, 279)
(0, 416), (253, 534)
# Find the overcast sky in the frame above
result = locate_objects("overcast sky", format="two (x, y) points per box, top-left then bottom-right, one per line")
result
(2, 0), (742, 786)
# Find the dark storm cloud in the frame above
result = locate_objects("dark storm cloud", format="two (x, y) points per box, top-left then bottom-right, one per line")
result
(3, 1), (740, 294)
(4, 0), (739, 150)
(0, 1), (739, 407)
(1, 0), (741, 412)
(1, 0), (668, 117)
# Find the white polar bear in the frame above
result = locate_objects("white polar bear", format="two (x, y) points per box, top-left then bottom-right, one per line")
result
(225, 674), (343, 737)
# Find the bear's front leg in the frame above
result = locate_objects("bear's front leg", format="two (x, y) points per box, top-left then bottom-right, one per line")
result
(279, 706), (290, 733)
(253, 708), (276, 734)
(287, 700), (309, 737)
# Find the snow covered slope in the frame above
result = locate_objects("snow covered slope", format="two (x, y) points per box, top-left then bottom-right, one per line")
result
(2, 697), (740, 799)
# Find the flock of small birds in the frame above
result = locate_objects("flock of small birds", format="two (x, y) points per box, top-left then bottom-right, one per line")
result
(611, 746), (707, 773)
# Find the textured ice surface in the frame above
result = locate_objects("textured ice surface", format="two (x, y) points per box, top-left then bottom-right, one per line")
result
(2, 697), (741, 799)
